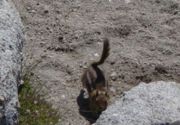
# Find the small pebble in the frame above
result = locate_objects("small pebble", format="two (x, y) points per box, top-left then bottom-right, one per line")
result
(26, 109), (31, 113)
(34, 100), (38, 104)
(79, 63), (83, 68)
(20, 80), (24, 85)
(26, 6), (31, 10)
(35, 110), (39, 115)
(110, 72), (118, 81)
(94, 53), (99, 57)
(125, 0), (131, 3)
(31, 10), (36, 13)
(110, 87), (116, 93)
(61, 95), (66, 99)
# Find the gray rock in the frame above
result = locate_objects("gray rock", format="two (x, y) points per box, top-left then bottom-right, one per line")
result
(0, 0), (24, 124)
(94, 81), (180, 125)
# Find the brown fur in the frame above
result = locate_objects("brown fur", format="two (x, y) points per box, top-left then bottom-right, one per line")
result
(81, 38), (110, 112)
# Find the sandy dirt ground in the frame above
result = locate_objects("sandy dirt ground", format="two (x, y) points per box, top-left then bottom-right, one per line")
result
(13, 0), (180, 125)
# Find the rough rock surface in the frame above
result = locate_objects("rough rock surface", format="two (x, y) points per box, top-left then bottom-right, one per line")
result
(95, 81), (180, 125)
(0, 0), (23, 124)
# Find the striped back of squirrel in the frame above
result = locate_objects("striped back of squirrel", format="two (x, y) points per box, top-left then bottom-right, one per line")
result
(81, 38), (110, 112)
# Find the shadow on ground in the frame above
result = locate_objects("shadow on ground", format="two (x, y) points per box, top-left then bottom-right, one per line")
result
(77, 89), (102, 124)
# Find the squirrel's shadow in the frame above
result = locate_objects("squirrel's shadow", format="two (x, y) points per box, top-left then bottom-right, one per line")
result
(76, 89), (101, 124)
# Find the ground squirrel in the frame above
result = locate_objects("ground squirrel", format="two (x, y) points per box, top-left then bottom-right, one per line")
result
(81, 38), (110, 112)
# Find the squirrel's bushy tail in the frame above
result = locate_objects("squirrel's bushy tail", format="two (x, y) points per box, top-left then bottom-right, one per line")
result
(92, 38), (110, 66)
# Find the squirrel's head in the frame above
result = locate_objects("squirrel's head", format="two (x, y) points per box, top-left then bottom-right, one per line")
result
(90, 90), (109, 111)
